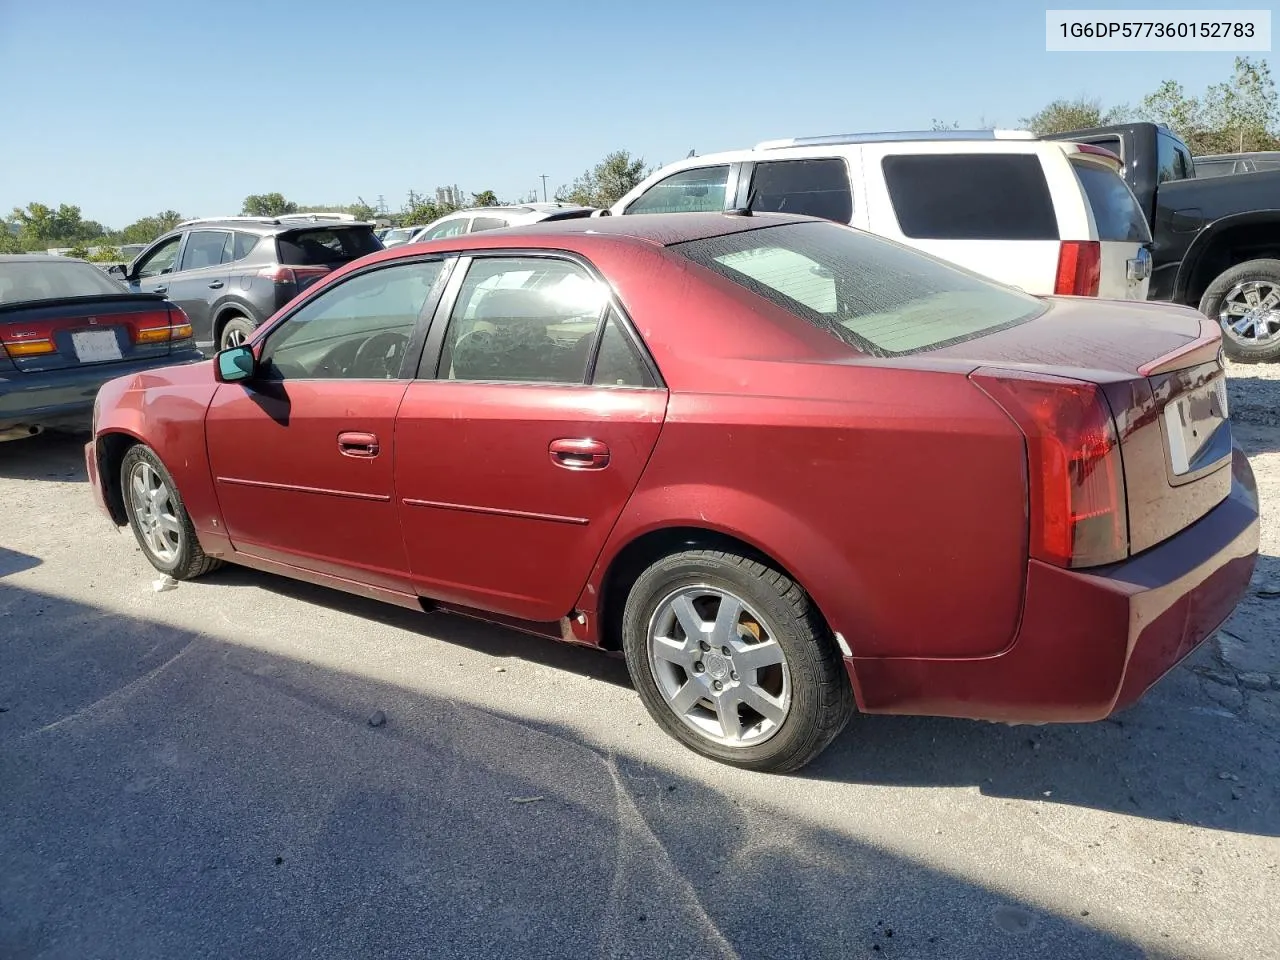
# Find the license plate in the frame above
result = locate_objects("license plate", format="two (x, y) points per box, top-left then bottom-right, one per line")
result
(1164, 377), (1229, 475)
(71, 330), (123, 364)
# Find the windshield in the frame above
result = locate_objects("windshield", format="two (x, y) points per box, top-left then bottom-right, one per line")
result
(671, 221), (1046, 356)
(0, 259), (126, 304)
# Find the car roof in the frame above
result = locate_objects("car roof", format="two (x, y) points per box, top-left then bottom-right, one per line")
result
(0, 254), (90, 264)
(174, 217), (376, 235)
(402, 211), (810, 251)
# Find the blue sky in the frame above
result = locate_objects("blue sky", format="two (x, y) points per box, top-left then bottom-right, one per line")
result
(0, 0), (1271, 226)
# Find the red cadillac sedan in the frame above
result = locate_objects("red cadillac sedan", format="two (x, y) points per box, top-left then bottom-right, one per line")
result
(86, 213), (1260, 772)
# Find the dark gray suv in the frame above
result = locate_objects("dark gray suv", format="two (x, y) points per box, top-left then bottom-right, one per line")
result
(115, 215), (383, 351)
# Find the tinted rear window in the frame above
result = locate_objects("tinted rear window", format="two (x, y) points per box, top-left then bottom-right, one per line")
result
(672, 221), (1044, 357)
(1070, 160), (1151, 243)
(0, 259), (126, 304)
(881, 154), (1059, 240)
(277, 227), (382, 266)
(748, 158), (852, 222)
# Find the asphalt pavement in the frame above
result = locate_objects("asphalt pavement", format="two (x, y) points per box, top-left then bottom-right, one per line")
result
(1, 425), (1278, 960)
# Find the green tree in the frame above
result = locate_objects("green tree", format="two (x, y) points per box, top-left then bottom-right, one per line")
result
(1022, 96), (1127, 135)
(87, 245), (123, 262)
(241, 193), (299, 217)
(8, 202), (106, 250)
(471, 190), (500, 207)
(1138, 58), (1280, 153)
(66, 243), (91, 259)
(556, 151), (649, 208)
(118, 210), (185, 245)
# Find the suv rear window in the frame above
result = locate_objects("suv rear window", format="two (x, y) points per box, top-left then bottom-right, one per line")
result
(673, 221), (1044, 357)
(881, 154), (1059, 241)
(1070, 160), (1151, 243)
(277, 227), (382, 266)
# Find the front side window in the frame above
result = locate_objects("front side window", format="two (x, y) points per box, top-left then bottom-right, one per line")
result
(436, 257), (607, 383)
(747, 158), (852, 223)
(418, 219), (469, 242)
(180, 230), (232, 271)
(673, 221), (1045, 357)
(134, 236), (181, 279)
(881, 154), (1059, 241)
(261, 261), (444, 380)
(624, 166), (729, 214)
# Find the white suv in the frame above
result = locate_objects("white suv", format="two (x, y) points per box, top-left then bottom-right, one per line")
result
(608, 131), (1153, 300)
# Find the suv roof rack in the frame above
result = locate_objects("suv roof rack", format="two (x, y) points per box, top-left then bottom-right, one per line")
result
(175, 215), (279, 227)
(754, 129), (1038, 150)
(175, 212), (363, 229)
(277, 212), (357, 222)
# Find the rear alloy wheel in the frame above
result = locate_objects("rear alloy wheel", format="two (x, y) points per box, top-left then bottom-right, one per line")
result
(218, 315), (256, 351)
(621, 550), (853, 772)
(120, 444), (222, 580)
(1198, 259), (1280, 363)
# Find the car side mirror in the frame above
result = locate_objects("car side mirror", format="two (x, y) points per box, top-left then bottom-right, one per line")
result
(215, 345), (256, 383)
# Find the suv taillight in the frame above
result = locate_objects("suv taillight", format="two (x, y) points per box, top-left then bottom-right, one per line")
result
(972, 369), (1127, 568)
(1054, 240), (1101, 297)
(257, 265), (330, 284)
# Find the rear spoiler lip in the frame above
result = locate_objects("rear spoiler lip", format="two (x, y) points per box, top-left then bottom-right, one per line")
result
(0, 292), (168, 317)
(1137, 315), (1223, 377)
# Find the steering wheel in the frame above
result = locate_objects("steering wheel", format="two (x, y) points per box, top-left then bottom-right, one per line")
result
(352, 331), (410, 378)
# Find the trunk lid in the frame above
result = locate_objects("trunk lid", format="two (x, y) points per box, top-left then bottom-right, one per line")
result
(933, 297), (1231, 556)
(0, 294), (190, 374)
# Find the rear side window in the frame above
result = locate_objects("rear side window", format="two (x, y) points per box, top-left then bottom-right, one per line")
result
(469, 217), (508, 232)
(881, 154), (1059, 240)
(673, 221), (1045, 357)
(748, 158), (852, 222)
(233, 232), (259, 260)
(1070, 160), (1151, 243)
(277, 227), (381, 266)
(625, 166), (729, 214)
(1156, 133), (1193, 183)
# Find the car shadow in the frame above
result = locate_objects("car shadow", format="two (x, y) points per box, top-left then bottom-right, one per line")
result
(0, 429), (89, 482)
(205, 553), (1280, 837)
(0, 579), (1149, 959)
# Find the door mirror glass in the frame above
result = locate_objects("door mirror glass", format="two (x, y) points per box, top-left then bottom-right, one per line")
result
(216, 344), (255, 382)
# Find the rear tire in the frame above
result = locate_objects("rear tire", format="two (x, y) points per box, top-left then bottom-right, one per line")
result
(1197, 259), (1280, 363)
(621, 549), (853, 773)
(120, 444), (222, 580)
(217, 314), (256, 351)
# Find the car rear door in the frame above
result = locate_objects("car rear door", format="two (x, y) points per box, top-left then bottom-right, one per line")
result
(859, 146), (1065, 295)
(393, 253), (667, 622)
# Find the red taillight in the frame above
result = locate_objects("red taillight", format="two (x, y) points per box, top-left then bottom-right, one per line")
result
(0, 326), (55, 356)
(257, 265), (329, 284)
(1054, 240), (1101, 297)
(972, 368), (1128, 568)
(132, 306), (193, 344)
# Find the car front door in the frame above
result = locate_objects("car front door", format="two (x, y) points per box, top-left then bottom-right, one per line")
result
(165, 229), (232, 347)
(393, 254), (667, 622)
(203, 257), (450, 593)
(127, 233), (184, 297)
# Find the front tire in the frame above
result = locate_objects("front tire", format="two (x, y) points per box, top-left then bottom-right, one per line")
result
(120, 444), (222, 580)
(621, 549), (853, 773)
(1198, 259), (1280, 363)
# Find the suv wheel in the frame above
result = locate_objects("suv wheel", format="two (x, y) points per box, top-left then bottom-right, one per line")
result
(621, 549), (853, 772)
(218, 315), (256, 350)
(1198, 259), (1280, 363)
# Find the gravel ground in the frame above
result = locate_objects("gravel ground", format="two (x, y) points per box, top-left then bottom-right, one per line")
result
(0, 368), (1277, 960)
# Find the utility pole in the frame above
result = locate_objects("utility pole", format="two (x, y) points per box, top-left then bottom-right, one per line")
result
(540, 175), (549, 202)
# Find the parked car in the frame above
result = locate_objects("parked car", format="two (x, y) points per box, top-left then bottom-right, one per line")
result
(112, 214), (384, 352)
(607, 130), (1153, 301)
(86, 213), (1257, 772)
(380, 226), (425, 248)
(1, 255), (200, 441)
(408, 203), (596, 242)
(1048, 123), (1280, 361)
(1193, 151), (1280, 179)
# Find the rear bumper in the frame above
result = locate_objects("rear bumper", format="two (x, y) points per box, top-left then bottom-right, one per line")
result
(849, 445), (1260, 722)
(0, 347), (203, 431)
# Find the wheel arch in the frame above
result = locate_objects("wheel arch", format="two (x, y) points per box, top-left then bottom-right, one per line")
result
(211, 301), (259, 345)
(95, 429), (147, 526)
(1175, 209), (1280, 305)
